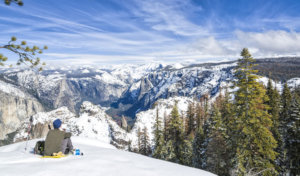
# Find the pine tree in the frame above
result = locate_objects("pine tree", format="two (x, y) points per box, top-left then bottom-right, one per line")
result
(192, 126), (206, 169)
(152, 107), (165, 159)
(185, 102), (195, 136)
(285, 94), (300, 175)
(231, 48), (277, 176)
(281, 83), (292, 123)
(127, 140), (132, 152)
(163, 111), (169, 141)
(182, 138), (193, 166)
(140, 127), (151, 156)
(164, 140), (176, 161)
(166, 102), (185, 164)
(266, 79), (283, 174)
(280, 83), (292, 174)
(195, 102), (203, 129)
(206, 104), (229, 176)
(219, 88), (234, 174)
(136, 127), (142, 153)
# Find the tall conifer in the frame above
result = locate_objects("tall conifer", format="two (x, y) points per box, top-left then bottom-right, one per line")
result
(285, 94), (300, 175)
(153, 107), (165, 159)
(167, 102), (185, 164)
(232, 48), (277, 175)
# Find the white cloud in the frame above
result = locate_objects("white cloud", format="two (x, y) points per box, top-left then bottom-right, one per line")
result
(235, 30), (300, 56)
(132, 0), (207, 36)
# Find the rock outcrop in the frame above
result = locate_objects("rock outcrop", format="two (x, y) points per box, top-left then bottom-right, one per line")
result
(0, 80), (44, 140)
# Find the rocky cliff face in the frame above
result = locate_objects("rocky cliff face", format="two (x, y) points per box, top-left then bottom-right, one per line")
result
(0, 80), (44, 140)
(114, 63), (235, 117)
(1, 64), (161, 115)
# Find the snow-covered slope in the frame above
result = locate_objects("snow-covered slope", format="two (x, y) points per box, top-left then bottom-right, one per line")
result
(14, 102), (129, 149)
(0, 137), (215, 176)
(128, 97), (195, 148)
(14, 97), (194, 150)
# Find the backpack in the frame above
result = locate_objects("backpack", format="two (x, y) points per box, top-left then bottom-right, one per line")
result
(34, 140), (45, 155)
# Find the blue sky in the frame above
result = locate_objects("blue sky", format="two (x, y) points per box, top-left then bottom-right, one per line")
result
(1, 0), (300, 65)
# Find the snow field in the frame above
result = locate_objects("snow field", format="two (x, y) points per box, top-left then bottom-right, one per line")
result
(0, 137), (215, 176)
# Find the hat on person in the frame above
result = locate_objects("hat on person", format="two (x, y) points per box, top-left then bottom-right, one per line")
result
(53, 119), (62, 129)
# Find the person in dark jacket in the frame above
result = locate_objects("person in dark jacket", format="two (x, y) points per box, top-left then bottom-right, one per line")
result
(44, 119), (73, 156)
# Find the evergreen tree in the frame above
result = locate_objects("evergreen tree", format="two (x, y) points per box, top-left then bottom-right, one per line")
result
(166, 102), (185, 164)
(136, 127), (142, 153)
(140, 127), (151, 156)
(152, 107), (165, 159)
(182, 138), (193, 166)
(266, 79), (283, 174)
(195, 102), (203, 129)
(281, 83), (292, 122)
(163, 111), (169, 141)
(219, 88), (234, 174)
(206, 104), (229, 176)
(232, 48), (277, 176)
(192, 126), (206, 169)
(280, 83), (292, 174)
(164, 140), (176, 161)
(185, 102), (195, 136)
(285, 94), (300, 175)
(127, 140), (132, 152)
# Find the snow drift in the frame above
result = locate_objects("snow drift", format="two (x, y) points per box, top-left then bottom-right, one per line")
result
(0, 137), (215, 176)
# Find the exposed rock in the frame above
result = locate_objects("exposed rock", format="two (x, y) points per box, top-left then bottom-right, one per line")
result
(0, 81), (44, 140)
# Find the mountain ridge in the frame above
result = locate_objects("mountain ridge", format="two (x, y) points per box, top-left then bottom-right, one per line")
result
(1, 57), (300, 146)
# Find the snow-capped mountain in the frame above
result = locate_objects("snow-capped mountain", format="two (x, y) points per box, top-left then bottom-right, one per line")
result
(1, 58), (300, 147)
(0, 63), (163, 113)
(113, 63), (235, 117)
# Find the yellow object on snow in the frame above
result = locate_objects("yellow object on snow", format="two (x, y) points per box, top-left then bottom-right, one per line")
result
(41, 151), (67, 158)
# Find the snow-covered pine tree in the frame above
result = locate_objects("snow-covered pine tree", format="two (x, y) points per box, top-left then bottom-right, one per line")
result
(192, 126), (206, 169)
(232, 48), (277, 176)
(285, 93), (300, 175)
(265, 78), (283, 174)
(281, 83), (292, 123)
(206, 104), (229, 176)
(140, 127), (151, 156)
(136, 127), (142, 153)
(280, 82), (292, 174)
(152, 107), (165, 159)
(163, 111), (169, 141)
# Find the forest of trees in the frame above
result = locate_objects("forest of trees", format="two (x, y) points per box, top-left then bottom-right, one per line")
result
(134, 48), (300, 176)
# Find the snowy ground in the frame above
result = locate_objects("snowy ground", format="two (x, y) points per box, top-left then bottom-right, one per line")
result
(0, 137), (215, 176)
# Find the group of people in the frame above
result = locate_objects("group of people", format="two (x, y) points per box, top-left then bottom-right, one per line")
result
(43, 119), (74, 156)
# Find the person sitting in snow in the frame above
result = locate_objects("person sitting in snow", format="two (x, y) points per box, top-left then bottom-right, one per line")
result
(44, 119), (73, 156)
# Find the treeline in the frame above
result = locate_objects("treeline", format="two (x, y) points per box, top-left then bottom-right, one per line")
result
(254, 57), (300, 82)
(132, 49), (299, 176)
